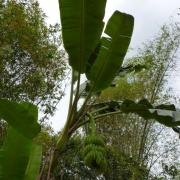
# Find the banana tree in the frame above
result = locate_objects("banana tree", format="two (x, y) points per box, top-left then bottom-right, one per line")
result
(1, 1), (179, 179)
(56, 0), (134, 148)
(46, 0), (180, 178)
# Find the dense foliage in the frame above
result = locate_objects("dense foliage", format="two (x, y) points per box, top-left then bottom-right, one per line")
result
(0, 0), (66, 120)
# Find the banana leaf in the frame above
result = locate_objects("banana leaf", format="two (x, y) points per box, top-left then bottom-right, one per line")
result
(59, 0), (106, 72)
(87, 11), (134, 91)
(120, 99), (180, 127)
(24, 144), (42, 180)
(0, 99), (40, 139)
(0, 127), (42, 180)
(91, 99), (180, 128)
(0, 127), (32, 180)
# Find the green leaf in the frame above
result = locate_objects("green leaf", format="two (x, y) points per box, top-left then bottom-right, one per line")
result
(24, 144), (42, 180)
(87, 11), (134, 91)
(92, 99), (180, 128)
(59, 0), (106, 72)
(120, 99), (180, 127)
(0, 127), (32, 180)
(0, 99), (40, 139)
(86, 42), (101, 74)
(155, 104), (176, 111)
(149, 109), (180, 127)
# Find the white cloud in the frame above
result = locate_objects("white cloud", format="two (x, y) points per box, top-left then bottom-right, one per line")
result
(38, 0), (60, 24)
(105, 0), (180, 48)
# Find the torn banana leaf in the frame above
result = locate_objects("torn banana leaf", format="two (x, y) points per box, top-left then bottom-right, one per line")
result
(91, 99), (180, 128)
(120, 99), (180, 127)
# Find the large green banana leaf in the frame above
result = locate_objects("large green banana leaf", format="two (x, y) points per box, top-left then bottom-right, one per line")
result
(0, 127), (32, 180)
(0, 99), (40, 139)
(0, 127), (42, 180)
(87, 11), (134, 91)
(59, 0), (106, 72)
(24, 144), (42, 180)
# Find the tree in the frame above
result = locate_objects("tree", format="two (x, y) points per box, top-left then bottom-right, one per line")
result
(0, 0), (66, 120)
(0, 1), (66, 179)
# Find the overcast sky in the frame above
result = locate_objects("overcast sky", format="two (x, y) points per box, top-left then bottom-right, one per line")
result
(38, 0), (180, 132)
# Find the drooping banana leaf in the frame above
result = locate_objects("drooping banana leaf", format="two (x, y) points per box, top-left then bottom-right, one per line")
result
(59, 0), (107, 72)
(0, 99), (40, 139)
(86, 11), (134, 91)
(91, 99), (180, 128)
(120, 99), (180, 127)
(0, 127), (32, 180)
(24, 144), (42, 180)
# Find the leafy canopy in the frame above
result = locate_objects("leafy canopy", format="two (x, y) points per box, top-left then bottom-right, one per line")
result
(0, 0), (66, 120)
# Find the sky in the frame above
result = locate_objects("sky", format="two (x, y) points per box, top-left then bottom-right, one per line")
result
(38, 0), (180, 132)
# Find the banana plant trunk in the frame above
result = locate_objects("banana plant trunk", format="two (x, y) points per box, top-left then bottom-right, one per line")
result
(47, 120), (73, 179)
